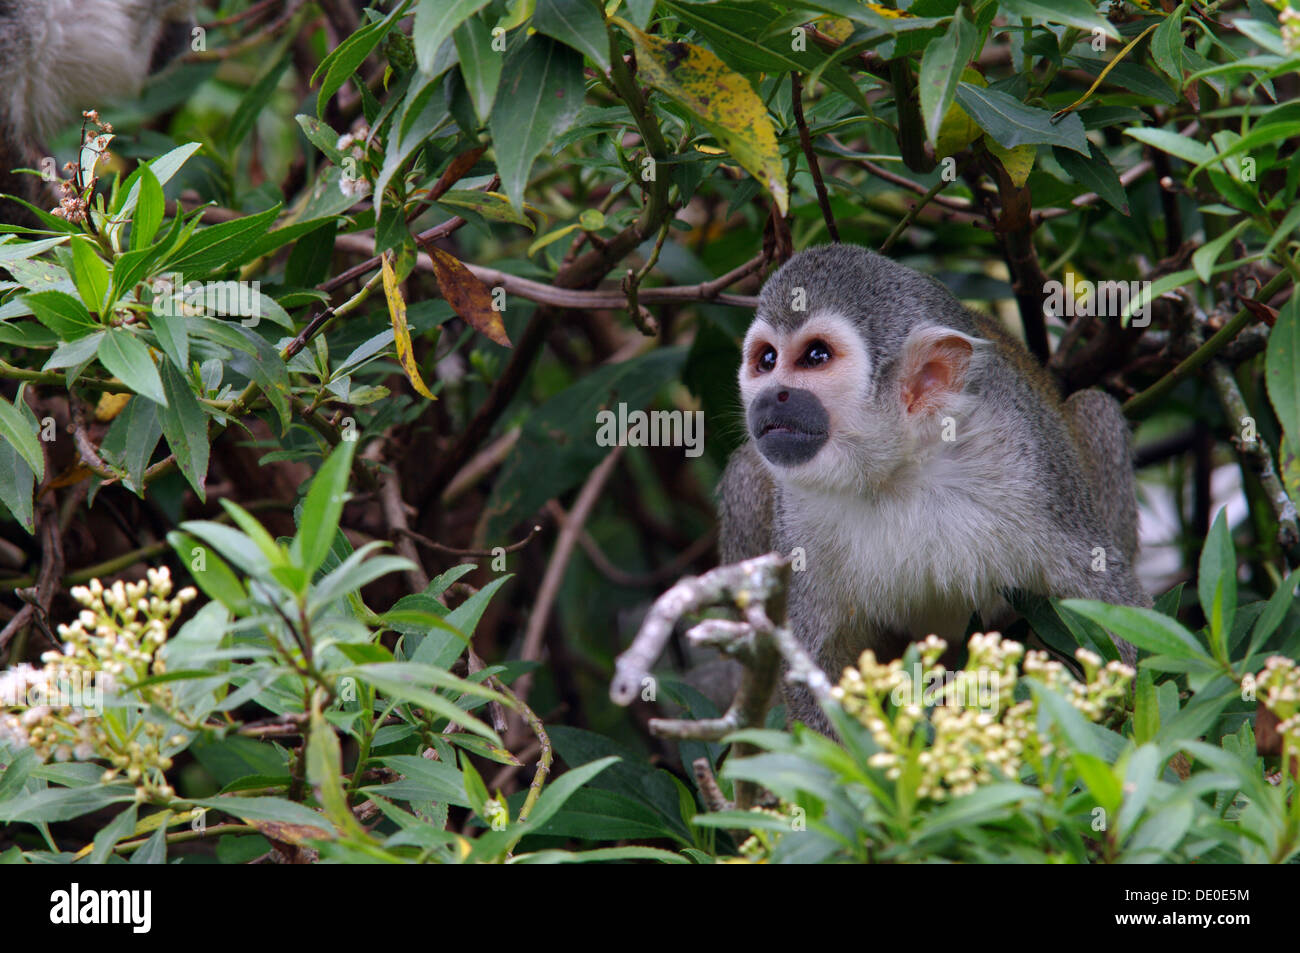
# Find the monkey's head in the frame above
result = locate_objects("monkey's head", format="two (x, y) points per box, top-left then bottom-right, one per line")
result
(740, 245), (987, 495)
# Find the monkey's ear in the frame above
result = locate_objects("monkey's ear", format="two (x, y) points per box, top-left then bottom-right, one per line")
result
(899, 327), (975, 415)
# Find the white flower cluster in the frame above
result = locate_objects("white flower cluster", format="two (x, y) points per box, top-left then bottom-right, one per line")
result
(833, 633), (1134, 801)
(336, 125), (375, 199)
(0, 568), (196, 800)
(1269, 0), (1300, 53)
(1255, 655), (1300, 746)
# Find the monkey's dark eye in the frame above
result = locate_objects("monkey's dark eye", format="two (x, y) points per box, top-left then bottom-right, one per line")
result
(799, 340), (832, 367)
(757, 345), (777, 373)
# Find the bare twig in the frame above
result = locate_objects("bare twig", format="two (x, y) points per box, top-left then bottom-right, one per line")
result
(791, 73), (839, 242)
(515, 448), (624, 703)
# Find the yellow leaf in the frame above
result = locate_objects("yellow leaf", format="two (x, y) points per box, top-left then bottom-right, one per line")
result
(985, 139), (1036, 188)
(380, 253), (437, 400)
(616, 22), (788, 214)
(935, 68), (985, 159)
(527, 222), (581, 256)
(814, 16), (855, 43)
(94, 391), (131, 421)
(864, 2), (913, 18)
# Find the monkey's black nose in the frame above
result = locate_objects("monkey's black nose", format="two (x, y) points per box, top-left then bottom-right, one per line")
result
(749, 386), (829, 467)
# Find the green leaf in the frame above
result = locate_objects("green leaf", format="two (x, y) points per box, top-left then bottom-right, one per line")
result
(129, 821), (169, 865)
(189, 795), (333, 834)
(1266, 294), (1300, 439)
(488, 35), (585, 211)
(1248, 568), (1300, 655)
(227, 51), (292, 152)
(131, 165), (165, 252)
(1197, 507), (1237, 660)
(158, 359), (209, 499)
(220, 499), (285, 570)
(1053, 142), (1129, 215)
(0, 391), (44, 479)
(150, 307), (189, 373)
(414, 0), (491, 75)
(307, 698), (368, 840)
(437, 189), (533, 229)
(166, 206), (281, 278)
(98, 330), (167, 406)
(1150, 1), (1189, 84)
(293, 440), (357, 575)
(0, 424), (36, 533)
(177, 520), (272, 577)
(295, 115), (347, 164)
(1123, 127), (1215, 166)
(315, 8), (402, 115)
(534, 0), (610, 70)
(23, 290), (99, 340)
(167, 531), (249, 610)
(1192, 220), (1251, 284)
(369, 755), (470, 806)
(88, 804), (139, 864)
(954, 83), (1088, 154)
(998, 0), (1119, 40)
(1059, 600), (1209, 660)
(43, 331), (106, 371)
(1188, 120), (1300, 184)
(523, 756), (620, 831)
(112, 142), (202, 225)
(1132, 668), (1159, 745)
(919, 7), (975, 144)
(0, 784), (136, 823)
(460, 750), (490, 815)
(453, 15), (504, 122)
(353, 664), (501, 743)
(70, 238), (111, 315)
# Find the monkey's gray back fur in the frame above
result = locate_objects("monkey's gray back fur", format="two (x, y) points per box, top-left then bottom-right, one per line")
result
(0, 0), (192, 226)
(721, 245), (1146, 734)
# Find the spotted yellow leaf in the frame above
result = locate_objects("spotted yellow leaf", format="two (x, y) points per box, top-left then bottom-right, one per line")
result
(380, 253), (437, 401)
(616, 21), (788, 214)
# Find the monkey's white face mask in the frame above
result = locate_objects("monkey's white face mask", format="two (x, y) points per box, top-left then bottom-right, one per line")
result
(739, 312), (982, 497)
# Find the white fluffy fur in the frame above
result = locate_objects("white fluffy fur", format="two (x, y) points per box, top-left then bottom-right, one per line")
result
(5, 0), (162, 139)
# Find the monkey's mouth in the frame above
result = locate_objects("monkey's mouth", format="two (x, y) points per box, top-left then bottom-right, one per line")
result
(748, 385), (831, 467)
(758, 422), (824, 438)
(754, 422), (829, 466)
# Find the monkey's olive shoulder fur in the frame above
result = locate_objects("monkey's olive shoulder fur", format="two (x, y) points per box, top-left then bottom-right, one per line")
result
(720, 245), (1146, 734)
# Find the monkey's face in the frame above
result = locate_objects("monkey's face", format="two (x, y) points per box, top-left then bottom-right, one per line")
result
(740, 313), (898, 494)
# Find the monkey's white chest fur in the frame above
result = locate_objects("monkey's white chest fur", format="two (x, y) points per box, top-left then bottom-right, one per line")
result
(778, 435), (1055, 666)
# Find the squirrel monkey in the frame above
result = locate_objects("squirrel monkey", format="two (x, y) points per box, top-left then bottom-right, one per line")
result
(718, 245), (1146, 732)
(0, 0), (194, 226)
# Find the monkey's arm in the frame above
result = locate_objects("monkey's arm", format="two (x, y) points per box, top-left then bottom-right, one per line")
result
(717, 440), (777, 563)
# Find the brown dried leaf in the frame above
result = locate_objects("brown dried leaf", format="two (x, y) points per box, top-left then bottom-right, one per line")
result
(419, 239), (511, 347)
